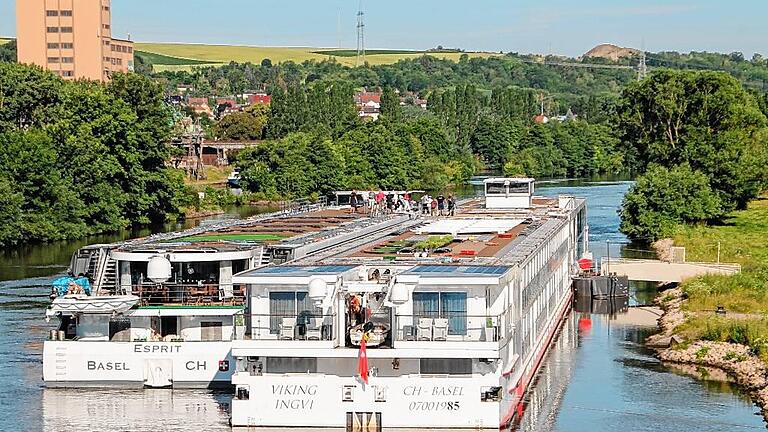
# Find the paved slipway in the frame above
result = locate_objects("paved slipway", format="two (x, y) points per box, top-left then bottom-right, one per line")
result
(0, 181), (764, 431)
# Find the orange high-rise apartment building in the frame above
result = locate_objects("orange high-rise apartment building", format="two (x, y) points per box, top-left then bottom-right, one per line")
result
(16, 0), (134, 81)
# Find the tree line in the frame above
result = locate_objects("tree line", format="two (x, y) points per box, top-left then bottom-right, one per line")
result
(0, 63), (187, 246)
(618, 70), (768, 241)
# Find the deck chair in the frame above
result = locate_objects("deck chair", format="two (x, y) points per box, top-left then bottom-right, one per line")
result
(417, 318), (433, 341)
(279, 317), (296, 340)
(305, 316), (323, 340)
(433, 318), (449, 341)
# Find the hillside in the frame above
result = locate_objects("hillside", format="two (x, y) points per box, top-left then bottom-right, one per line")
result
(135, 42), (500, 71)
(0, 38), (11, 45)
(584, 43), (640, 60)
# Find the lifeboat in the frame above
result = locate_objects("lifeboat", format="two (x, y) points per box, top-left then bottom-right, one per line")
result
(45, 294), (139, 320)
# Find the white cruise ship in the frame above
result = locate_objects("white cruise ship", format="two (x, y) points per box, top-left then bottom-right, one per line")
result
(42, 200), (422, 388)
(229, 178), (589, 430)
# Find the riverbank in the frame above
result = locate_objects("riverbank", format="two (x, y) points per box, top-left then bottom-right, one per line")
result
(645, 197), (768, 422)
(647, 288), (768, 422)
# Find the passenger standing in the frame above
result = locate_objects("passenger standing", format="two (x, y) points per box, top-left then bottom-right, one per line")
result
(437, 194), (446, 216)
(350, 190), (358, 214)
(430, 196), (437, 217)
(368, 191), (376, 214)
(448, 195), (456, 217)
(421, 195), (430, 215)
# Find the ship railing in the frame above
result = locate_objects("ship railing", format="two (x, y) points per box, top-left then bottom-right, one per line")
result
(241, 313), (336, 341)
(128, 283), (247, 307)
(393, 313), (504, 342)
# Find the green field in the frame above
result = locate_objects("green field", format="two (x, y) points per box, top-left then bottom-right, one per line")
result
(176, 233), (288, 243)
(135, 42), (500, 71)
(135, 50), (211, 66)
(0, 38), (11, 45)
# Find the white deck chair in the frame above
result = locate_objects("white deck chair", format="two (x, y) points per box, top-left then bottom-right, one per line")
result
(305, 317), (323, 340)
(433, 318), (449, 341)
(417, 318), (433, 341)
(279, 317), (296, 340)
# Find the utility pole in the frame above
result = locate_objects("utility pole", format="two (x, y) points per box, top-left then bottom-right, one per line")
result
(356, 0), (365, 66)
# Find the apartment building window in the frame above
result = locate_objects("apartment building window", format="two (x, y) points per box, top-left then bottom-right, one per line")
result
(127, 47), (133, 53)
(103, 56), (111, 62)
(60, 10), (73, 17)
(46, 10), (59, 16)
(61, 43), (73, 49)
(103, 24), (111, 30)
(104, 40), (110, 46)
(47, 43), (60, 49)
(47, 57), (60, 63)
(102, 6), (110, 11)
(60, 27), (73, 33)
(61, 57), (74, 64)
(47, 27), (59, 33)
(61, 71), (74, 77)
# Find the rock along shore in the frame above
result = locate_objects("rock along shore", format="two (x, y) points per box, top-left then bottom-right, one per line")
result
(647, 287), (768, 422)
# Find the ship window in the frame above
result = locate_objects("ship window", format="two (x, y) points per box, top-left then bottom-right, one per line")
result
(485, 182), (506, 195)
(266, 357), (317, 373)
(419, 358), (471, 375)
(508, 183), (529, 194)
(413, 292), (467, 335)
(269, 291), (311, 334)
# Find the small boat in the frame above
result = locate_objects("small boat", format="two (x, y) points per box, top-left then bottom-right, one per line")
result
(45, 294), (139, 320)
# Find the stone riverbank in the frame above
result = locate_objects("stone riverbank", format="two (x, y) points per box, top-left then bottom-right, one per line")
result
(647, 287), (768, 422)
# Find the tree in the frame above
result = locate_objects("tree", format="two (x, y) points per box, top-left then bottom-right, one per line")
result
(619, 164), (723, 241)
(0, 40), (16, 63)
(618, 69), (768, 210)
(214, 103), (269, 140)
(380, 86), (402, 123)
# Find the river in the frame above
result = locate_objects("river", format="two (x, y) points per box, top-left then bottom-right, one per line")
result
(0, 183), (763, 431)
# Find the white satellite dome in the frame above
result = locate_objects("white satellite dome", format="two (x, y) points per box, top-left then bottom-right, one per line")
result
(308, 278), (327, 302)
(147, 256), (172, 283)
(390, 283), (409, 305)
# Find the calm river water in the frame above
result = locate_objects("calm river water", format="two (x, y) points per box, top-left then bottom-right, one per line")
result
(0, 183), (763, 431)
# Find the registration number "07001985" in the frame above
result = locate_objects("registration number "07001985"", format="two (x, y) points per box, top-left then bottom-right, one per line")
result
(408, 401), (461, 411)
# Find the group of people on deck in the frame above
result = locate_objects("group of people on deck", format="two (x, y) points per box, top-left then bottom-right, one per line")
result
(348, 190), (456, 218)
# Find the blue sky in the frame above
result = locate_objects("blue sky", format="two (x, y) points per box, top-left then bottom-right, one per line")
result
(1, 0), (765, 57)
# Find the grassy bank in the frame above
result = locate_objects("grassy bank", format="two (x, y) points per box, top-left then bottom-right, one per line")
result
(668, 196), (768, 362)
(672, 196), (768, 313)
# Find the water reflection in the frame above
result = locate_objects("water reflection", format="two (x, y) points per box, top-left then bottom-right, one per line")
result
(42, 389), (231, 432)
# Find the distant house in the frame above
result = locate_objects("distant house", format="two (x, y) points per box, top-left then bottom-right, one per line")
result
(247, 93), (272, 105)
(177, 84), (194, 94)
(188, 97), (213, 118)
(553, 108), (578, 122)
(216, 97), (237, 108)
(354, 91), (382, 120)
(533, 114), (549, 124)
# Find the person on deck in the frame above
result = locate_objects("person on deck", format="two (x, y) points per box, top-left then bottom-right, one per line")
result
(430, 197), (438, 217)
(350, 190), (359, 214)
(437, 194), (446, 216)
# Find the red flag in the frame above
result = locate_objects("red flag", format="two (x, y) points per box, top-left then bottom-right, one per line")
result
(358, 334), (369, 384)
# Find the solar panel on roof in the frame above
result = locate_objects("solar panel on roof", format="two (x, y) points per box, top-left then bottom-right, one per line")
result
(256, 266), (301, 274)
(463, 266), (509, 275)
(411, 265), (459, 273)
(308, 265), (355, 273)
